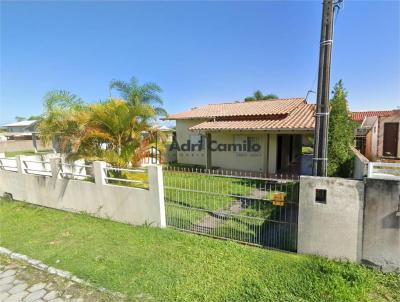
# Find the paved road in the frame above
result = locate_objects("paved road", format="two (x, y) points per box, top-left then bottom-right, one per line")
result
(0, 255), (120, 302)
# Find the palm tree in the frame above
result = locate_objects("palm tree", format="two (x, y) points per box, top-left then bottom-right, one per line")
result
(38, 90), (88, 153)
(109, 77), (167, 117)
(244, 90), (278, 102)
(78, 99), (155, 167)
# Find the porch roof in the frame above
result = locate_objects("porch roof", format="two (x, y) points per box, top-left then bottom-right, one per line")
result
(189, 103), (315, 132)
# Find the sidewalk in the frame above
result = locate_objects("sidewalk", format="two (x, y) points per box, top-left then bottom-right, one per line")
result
(0, 255), (121, 302)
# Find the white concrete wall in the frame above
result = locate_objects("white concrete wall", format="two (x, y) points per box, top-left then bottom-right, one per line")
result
(0, 140), (50, 153)
(298, 176), (365, 262)
(362, 178), (400, 272)
(0, 158), (166, 228)
(351, 146), (369, 180)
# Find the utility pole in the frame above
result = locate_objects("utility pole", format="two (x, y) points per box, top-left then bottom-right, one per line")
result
(312, 0), (335, 177)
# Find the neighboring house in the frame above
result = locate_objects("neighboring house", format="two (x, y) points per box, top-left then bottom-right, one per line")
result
(0, 120), (45, 153)
(352, 110), (400, 160)
(2, 120), (38, 140)
(164, 98), (315, 174)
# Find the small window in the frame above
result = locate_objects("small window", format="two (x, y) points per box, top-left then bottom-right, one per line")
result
(190, 134), (201, 145)
(189, 134), (205, 150)
(315, 189), (327, 204)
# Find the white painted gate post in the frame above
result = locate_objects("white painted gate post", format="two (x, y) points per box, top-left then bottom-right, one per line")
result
(15, 155), (26, 175)
(93, 161), (107, 186)
(148, 165), (166, 228)
(367, 162), (373, 178)
(50, 158), (61, 179)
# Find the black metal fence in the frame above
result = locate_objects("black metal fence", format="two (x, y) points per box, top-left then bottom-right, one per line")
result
(163, 167), (299, 252)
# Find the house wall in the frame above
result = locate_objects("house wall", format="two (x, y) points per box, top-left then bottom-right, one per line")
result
(176, 120), (207, 166)
(175, 120), (275, 172)
(370, 119), (379, 160)
(175, 120), (309, 173)
(377, 115), (400, 158)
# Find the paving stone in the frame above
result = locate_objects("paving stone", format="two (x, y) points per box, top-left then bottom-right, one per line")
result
(4, 265), (17, 271)
(43, 290), (58, 301)
(0, 276), (15, 285)
(3, 290), (29, 301)
(0, 283), (13, 292)
(28, 282), (46, 292)
(0, 270), (16, 278)
(0, 292), (10, 301)
(12, 279), (24, 285)
(48, 298), (64, 302)
(0, 251), (121, 301)
(8, 282), (28, 294)
(24, 289), (46, 302)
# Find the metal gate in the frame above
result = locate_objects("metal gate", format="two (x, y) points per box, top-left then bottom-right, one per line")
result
(163, 167), (299, 252)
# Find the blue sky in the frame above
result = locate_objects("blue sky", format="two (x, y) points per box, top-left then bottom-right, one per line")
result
(1, 1), (399, 125)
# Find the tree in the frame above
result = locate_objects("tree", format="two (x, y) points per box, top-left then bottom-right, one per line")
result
(79, 98), (155, 167)
(109, 77), (167, 117)
(244, 90), (278, 102)
(15, 116), (27, 122)
(37, 77), (165, 167)
(37, 90), (89, 153)
(14, 115), (41, 122)
(327, 80), (355, 177)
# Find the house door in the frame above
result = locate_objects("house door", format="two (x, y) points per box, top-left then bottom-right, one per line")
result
(383, 123), (399, 157)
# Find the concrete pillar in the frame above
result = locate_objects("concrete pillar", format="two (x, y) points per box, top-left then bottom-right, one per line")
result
(148, 165), (166, 228)
(93, 161), (107, 186)
(15, 156), (26, 175)
(205, 132), (212, 170)
(268, 134), (277, 174)
(32, 132), (38, 153)
(50, 158), (61, 179)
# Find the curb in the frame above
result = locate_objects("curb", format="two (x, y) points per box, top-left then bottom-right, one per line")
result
(0, 246), (125, 299)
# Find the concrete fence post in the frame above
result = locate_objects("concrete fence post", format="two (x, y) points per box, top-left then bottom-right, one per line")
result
(50, 158), (61, 179)
(367, 163), (373, 178)
(15, 155), (25, 175)
(93, 161), (107, 186)
(148, 165), (166, 228)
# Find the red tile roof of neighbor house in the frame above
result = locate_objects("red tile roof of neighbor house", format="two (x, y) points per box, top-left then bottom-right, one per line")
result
(351, 110), (394, 122)
(164, 98), (306, 120)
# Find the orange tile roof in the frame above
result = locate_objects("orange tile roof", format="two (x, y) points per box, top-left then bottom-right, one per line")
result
(164, 98), (306, 120)
(189, 103), (315, 131)
(351, 110), (393, 122)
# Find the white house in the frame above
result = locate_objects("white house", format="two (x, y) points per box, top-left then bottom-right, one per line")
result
(2, 120), (38, 140)
(164, 98), (315, 174)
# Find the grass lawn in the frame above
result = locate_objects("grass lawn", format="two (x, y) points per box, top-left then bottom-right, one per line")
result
(1, 199), (399, 302)
(4, 150), (52, 157)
